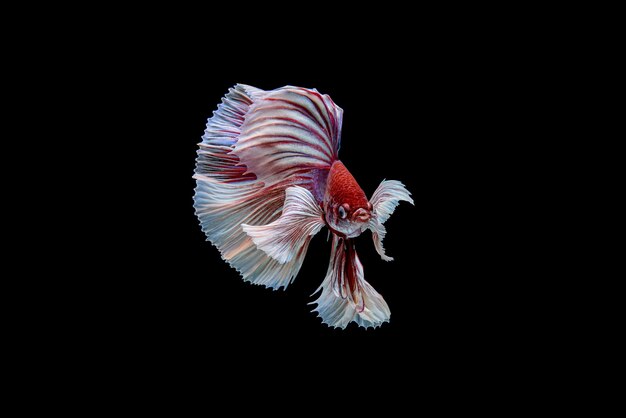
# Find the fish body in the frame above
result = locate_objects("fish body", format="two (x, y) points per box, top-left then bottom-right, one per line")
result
(193, 84), (413, 329)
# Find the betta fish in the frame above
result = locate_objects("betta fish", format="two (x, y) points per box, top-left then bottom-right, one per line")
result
(193, 84), (412, 329)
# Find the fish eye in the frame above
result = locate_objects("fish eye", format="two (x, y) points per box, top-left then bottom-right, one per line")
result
(338, 205), (347, 219)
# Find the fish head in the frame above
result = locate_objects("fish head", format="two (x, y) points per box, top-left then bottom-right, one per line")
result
(325, 200), (373, 238)
(324, 161), (372, 238)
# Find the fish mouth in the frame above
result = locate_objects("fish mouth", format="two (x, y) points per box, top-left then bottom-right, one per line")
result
(352, 208), (371, 223)
(344, 208), (371, 238)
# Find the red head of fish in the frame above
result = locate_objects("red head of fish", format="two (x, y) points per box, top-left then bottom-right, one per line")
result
(324, 161), (373, 238)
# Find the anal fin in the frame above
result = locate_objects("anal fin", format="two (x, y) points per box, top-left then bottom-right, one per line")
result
(311, 236), (391, 329)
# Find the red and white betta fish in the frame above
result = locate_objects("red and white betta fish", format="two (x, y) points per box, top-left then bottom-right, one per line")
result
(193, 84), (412, 329)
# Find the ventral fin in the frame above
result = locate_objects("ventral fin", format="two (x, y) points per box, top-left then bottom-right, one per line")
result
(242, 186), (325, 264)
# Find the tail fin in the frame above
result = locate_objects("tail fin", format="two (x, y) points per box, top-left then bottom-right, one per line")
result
(310, 236), (390, 329)
(194, 85), (309, 289)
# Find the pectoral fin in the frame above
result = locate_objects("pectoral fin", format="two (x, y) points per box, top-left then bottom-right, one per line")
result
(369, 218), (393, 261)
(368, 180), (413, 261)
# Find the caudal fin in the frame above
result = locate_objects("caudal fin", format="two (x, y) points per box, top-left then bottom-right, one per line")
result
(194, 85), (310, 289)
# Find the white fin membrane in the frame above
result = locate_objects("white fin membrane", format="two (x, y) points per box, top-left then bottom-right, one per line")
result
(368, 180), (414, 261)
(242, 186), (325, 264)
(311, 235), (391, 329)
(193, 84), (341, 289)
(234, 86), (343, 187)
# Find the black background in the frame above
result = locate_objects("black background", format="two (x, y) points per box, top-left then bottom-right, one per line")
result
(108, 30), (540, 351)
(19, 8), (571, 399)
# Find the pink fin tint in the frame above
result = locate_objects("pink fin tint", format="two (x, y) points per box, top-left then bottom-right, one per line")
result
(242, 186), (325, 264)
(234, 86), (343, 187)
(368, 180), (414, 261)
(194, 84), (413, 326)
(311, 236), (391, 329)
(194, 85), (322, 290)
